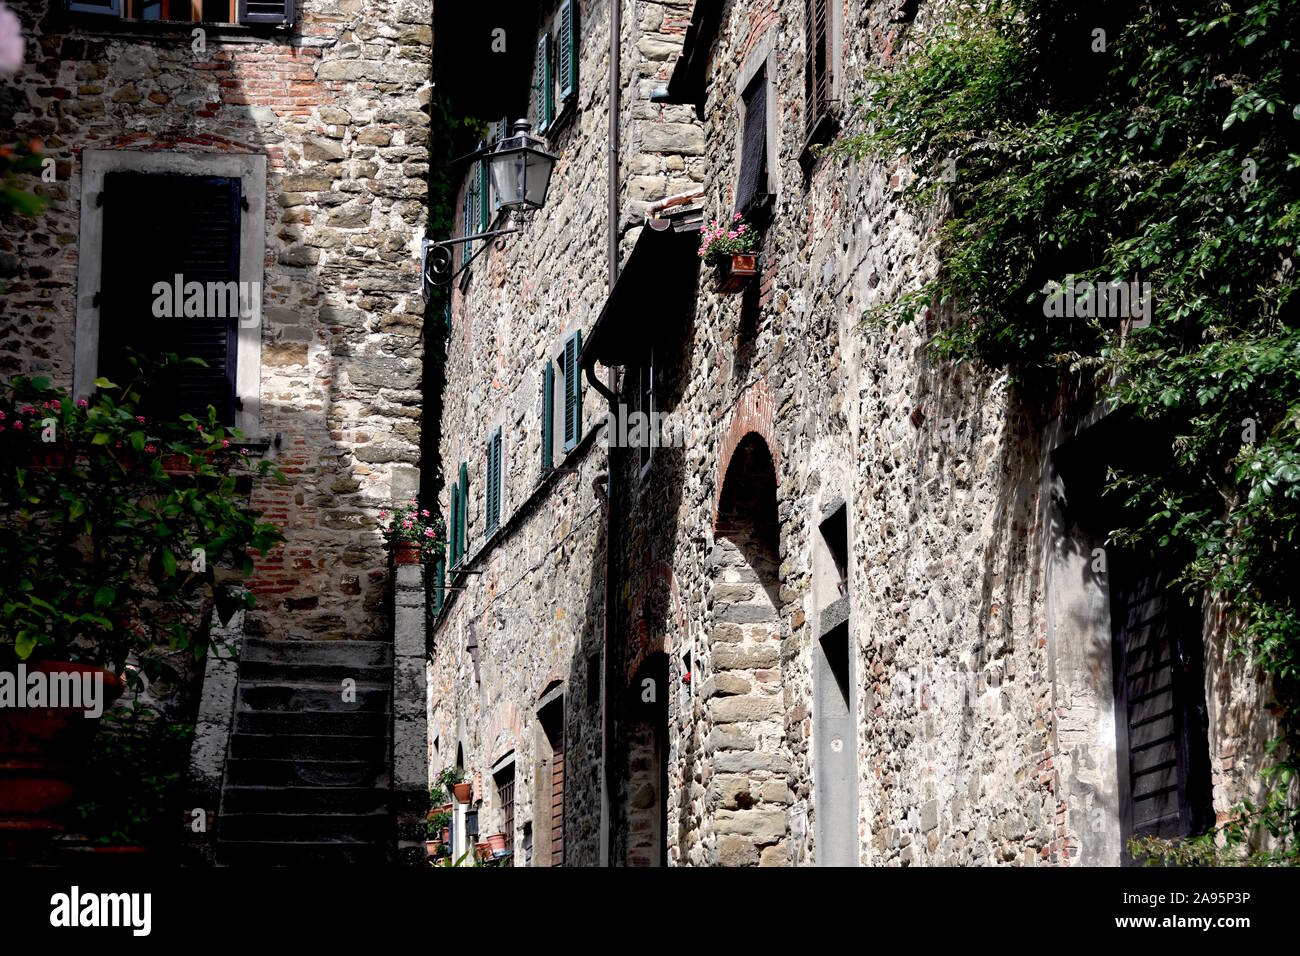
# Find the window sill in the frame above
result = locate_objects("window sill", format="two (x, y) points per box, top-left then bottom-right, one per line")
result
(541, 96), (578, 143)
(61, 16), (297, 45)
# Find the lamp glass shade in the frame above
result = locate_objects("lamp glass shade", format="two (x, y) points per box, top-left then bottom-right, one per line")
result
(487, 122), (557, 212)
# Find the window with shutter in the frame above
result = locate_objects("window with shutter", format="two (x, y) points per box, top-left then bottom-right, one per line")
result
(459, 461), (469, 556)
(450, 484), (461, 565)
(98, 172), (242, 425)
(563, 330), (582, 452)
(804, 0), (832, 136)
(486, 428), (502, 536)
(535, 34), (554, 133)
(477, 159), (491, 230)
(434, 545), (446, 613)
(541, 360), (555, 473)
(68, 0), (120, 15)
(736, 72), (770, 216)
(70, 0), (294, 24)
(238, 0), (294, 25)
(557, 0), (577, 103)
(1111, 549), (1213, 859)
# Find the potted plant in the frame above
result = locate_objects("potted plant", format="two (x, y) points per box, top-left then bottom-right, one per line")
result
(439, 765), (472, 803)
(380, 502), (445, 565)
(699, 212), (759, 293)
(485, 831), (509, 853)
(0, 357), (284, 842)
(426, 808), (452, 856)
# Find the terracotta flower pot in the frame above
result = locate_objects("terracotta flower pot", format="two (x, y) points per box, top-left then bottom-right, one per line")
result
(486, 832), (508, 853)
(475, 841), (491, 861)
(0, 661), (124, 840)
(452, 782), (472, 803)
(393, 540), (421, 565)
(715, 253), (758, 294)
(426, 840), (440, 858)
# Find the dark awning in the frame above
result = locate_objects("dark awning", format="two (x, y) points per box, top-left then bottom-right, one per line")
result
(580, 216), (701, 371)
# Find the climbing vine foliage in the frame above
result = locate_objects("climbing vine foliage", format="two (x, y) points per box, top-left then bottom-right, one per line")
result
(835, 0), (1300, 862)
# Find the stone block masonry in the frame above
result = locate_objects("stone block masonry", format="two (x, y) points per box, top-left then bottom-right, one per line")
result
(1, 0), (433, 639)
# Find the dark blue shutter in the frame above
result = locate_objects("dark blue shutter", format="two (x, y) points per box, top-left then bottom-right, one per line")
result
(238, 0), (295, 25)
(558, 0), (577, 102)
(563, 330), (582, 452)
(541, 360), (554, 472)
(99, 172), (242, 425)
(68, 0), (120, 15)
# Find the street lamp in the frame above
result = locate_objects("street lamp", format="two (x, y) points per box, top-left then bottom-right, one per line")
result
(422, 119), (557, 293)
(487, 118), (557, 213)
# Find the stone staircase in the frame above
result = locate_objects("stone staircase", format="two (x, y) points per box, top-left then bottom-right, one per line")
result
(215, 638), (395, 865)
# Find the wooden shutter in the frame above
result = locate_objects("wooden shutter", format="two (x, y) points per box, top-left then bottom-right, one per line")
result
(459, 462), (469, 555)
(444, 298), (452, 335)
(238, 0), (294, 25)
(541, 360), (554, 472)
(563, 330), (582, 452)
(461, 186), (472, 268)
(99, 172), (242, 425)
(736, 74), (768, 215)
(804, 0), (830, 135)
(557, 0), (577, 102)
(486, 428), (501, 535)
(492, 118), (509, 145)
(1111, 551), (1213, 857)
(68, 0), (120, 15)
(535, 33), (554, 133)
(551, 712), (566, 863)
(477, 159), (491, 230)
(450, 485), (460, 564)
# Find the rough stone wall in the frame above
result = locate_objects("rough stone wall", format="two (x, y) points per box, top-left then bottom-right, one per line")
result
(0, 0), (432, 640)
(430, 0), (1279, 867)
(428, 0), (616, 865)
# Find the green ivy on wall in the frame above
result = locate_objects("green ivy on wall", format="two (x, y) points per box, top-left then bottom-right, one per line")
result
(834, 0), (1299, 862)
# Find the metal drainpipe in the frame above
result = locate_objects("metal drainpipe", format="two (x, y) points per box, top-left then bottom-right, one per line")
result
(599, 0), (621, 870)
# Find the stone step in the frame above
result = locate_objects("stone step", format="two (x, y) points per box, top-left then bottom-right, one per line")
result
(217, 838), (390, 866)
(239, 659), (392, 685)
(218, 811), (391, 843)
(236, 681), (390, 714)
(228, 733), (388, 762)
(222, 786), (391, 814)
(241, 638), (393, 667)
(225, 757), (389, 788)
(233, 710), (390, 737)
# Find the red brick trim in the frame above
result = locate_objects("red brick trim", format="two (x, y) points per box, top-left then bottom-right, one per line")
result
(485, 699), (523, 765)
(714, 378), (780, 526)
(625, 561), (686, 687)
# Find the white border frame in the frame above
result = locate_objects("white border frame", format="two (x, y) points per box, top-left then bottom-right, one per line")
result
(75, 149), (267, 435)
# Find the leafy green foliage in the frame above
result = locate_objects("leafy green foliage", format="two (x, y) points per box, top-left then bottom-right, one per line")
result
(0, 354), (285, 680)
(834, 0), (1299, 861)
(74, 703), (194, 850)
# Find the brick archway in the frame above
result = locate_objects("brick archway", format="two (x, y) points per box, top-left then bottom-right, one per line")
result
(484, 699), (523, 765)
(714, 379), (780, 527)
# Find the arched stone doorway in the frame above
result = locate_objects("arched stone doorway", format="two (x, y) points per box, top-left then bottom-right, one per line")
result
(708, 432), (789, 866)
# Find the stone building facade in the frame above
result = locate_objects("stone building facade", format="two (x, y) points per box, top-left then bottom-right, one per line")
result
(432, 0), (1278, 868)
(1, 0), (432, 641)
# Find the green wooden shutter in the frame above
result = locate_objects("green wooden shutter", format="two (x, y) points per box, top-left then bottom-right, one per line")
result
(461, 185), (473, 268)
(444, 298), (452, 335)
(558, 0), (577, 103)
(477, 159), (491, 230)
(450, 484), (460, 564)
(536, 33), (554, 133)
(564, 330), (582, 451)
(459, 461), (469, 555)
(542, 360), (554, 472)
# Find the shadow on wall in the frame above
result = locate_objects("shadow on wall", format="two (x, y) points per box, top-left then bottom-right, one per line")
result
(0, 5), (428, 642)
